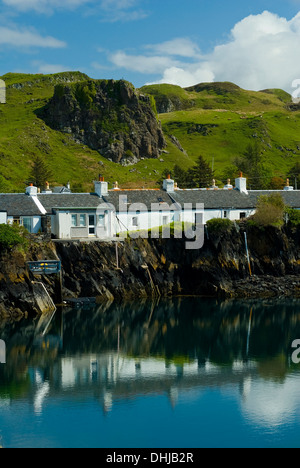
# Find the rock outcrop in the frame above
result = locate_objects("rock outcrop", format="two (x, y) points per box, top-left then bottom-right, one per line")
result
(41, 79), (166, 165)
(0, 224), (300, 319)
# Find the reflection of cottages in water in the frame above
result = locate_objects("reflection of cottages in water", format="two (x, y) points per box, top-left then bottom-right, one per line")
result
(3, 351), (300, 427)
(28, 353), (258, 414)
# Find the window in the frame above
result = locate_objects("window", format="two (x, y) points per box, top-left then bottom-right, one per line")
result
(224, 211), (228, 219)
(71, 215), (77, 227)
(98, 214), (105, 227)
(132, 217), (138, 227)
(240, 212), (246, 219)
(13, 216), (21, 225)
(89, 215), (96, 235)
(22, 217), (32, 233)
(79, 214), (86, 227)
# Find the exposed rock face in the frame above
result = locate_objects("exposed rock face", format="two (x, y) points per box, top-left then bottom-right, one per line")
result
(0, 225), (300, 319)
(42, 79), (166, 164)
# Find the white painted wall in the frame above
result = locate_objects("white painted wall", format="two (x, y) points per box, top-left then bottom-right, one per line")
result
(0, 212), (7, 224)
(32, 216), (42, 234)
(6, 215), (41, 233)
(114, 210), (180, 236)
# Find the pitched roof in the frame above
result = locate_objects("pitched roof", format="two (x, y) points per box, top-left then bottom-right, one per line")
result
(0, 194), (42, 216)
(37, 193), (106, 213)
(105, 190), (178, 211)
(0, 188), (299, 217)
(170, 189), (300, 210)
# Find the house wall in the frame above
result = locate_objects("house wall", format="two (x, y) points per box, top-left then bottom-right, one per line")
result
(114, 210), (181, 235)
(202, 209), (256, 223)
(7, 216), (41, 233)
(0, 212), (7, 224)
(53, 210), (114, 239)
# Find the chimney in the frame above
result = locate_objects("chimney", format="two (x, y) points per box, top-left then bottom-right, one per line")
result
(224, 179), (233, 190)
(163, 175), (175, 193)
(284, 178), (294, 191)
(235, 172), (248, 194)
(94, 176), (108, 197)
(114, 181), (120, 190)
(210, 179), (218, 190)
(42, 181), (52, 194)
(26, 183), (38, 197)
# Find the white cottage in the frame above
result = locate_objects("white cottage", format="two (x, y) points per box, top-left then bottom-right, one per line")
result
(0, 174), (299, 240)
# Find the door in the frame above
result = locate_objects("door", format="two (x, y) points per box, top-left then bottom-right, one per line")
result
(88, 214), (96, 236)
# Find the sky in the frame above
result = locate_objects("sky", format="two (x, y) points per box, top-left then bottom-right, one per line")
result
(1, 0), (300, 94)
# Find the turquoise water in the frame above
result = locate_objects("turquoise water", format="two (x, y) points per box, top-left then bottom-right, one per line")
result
(1, 297), (300, 448)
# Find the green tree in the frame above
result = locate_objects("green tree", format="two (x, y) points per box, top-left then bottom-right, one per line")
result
(235, 142), (271, 189)
(160, 165), (189, 188)
(28, 156), (53, 189)
(186, 155), (214, 188)
(288, 162), (300, 189)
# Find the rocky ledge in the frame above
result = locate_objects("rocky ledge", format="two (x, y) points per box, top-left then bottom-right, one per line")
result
(0, 224), (299, 320)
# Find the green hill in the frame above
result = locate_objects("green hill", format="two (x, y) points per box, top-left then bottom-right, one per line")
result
(0, 72), (299, 192)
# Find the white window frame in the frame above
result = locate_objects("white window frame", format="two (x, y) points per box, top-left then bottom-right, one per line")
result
(71, 214), (78, 227)
(79, 214), (86, 227)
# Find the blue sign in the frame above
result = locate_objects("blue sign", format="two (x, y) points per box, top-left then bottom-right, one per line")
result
(27, 261), (61, 275)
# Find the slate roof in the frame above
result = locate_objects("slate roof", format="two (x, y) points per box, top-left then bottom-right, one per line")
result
(170, 189), (300, 210)
(0, 194), (42, 216)
(0, 189), (299, 217)
(105, 190), (177, 212)
(37, 193), (107, 214)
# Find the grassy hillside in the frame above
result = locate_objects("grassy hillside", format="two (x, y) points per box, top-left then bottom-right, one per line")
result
(141, 82), (300, 186)
(0, 72), (299, 193)
(0, 72), (188, 192)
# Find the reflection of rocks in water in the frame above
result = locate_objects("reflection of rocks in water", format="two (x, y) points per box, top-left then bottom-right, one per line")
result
(60, 297), (300, 367)
(1, 298), (300, 391)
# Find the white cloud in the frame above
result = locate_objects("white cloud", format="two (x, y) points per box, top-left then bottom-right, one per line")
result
(144, 38), (202, 59)
(0, 25), (66, 48)
(2, 0), (148, 21)
(108, 11), (300, 92)
(154, 65), (215, 88)
(32, 61), (70, 74)
(207, 10), (300, 92)
(110, 51), (179, 74)
(2, 0), (91, 13)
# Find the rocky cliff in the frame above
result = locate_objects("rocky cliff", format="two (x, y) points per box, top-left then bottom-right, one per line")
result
(0, 224), (300, 320)
(41, 79), (166, 165)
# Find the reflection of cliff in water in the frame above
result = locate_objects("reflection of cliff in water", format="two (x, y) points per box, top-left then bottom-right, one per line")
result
(1, 298), (300, 380)
(60, 297), (300, 367)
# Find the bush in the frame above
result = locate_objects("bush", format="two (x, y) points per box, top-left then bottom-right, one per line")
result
(285, 207), (300, 226)
(0, 224), (28, 251)
(206, 218), (233, 233)
(252, 193), (285, 227)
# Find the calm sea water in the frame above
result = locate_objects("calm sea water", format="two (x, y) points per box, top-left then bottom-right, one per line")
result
(1, 297), (300, 448)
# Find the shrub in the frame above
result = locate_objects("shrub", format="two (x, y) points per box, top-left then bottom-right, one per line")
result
(206, 218), (233, 234)
(285, 207), (300, 226)
(0, 224), (28, 251)
(253, 193), (285, 227)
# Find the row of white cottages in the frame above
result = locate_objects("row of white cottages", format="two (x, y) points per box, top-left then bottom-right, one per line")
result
(0, 175), (299, 240)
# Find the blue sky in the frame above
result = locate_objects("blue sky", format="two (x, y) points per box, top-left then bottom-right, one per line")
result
(1, 0), (300, 93)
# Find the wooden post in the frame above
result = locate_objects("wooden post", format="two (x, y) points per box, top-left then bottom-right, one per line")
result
(244, 232), (252, 277)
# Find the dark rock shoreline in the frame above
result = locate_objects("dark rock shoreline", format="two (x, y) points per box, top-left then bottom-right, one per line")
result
(0, 224), (299, 320)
